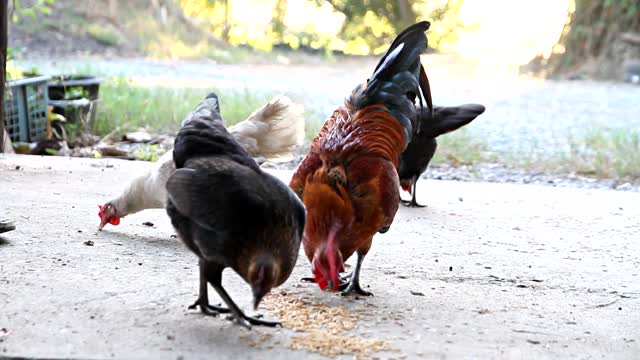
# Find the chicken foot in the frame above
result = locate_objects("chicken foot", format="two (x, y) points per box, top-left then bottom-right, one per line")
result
(340, 252), (373, 296)
(300, 272), (351, 284)
(188, 260), (231, 316)
(401, 175), (425, 207)
(204, 262), (281, 329)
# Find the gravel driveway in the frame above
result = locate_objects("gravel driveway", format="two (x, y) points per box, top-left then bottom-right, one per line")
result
(21, 55), (640, 157)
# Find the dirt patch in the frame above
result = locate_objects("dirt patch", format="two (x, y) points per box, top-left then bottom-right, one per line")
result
(9, 24), (130, 60)
(8, 1), (139, 59)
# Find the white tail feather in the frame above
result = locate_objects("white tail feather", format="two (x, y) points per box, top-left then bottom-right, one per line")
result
(227, 95), (305, 162)
(101, 95), (305, 223)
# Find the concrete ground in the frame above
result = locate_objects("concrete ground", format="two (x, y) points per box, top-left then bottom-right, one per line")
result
(0, 154), (638, 359)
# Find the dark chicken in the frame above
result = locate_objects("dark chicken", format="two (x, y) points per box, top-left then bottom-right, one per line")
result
(399, 104), (486, 207)
(98, 95), (305, 231)
(290, 21), (432, 296)
(165, 93), (306, 328)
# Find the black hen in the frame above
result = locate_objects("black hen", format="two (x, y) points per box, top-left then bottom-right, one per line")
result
(398, 104), (486, 207)
(166, 93), (306, 328)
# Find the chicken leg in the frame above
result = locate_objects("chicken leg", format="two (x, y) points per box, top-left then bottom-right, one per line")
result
(204, 261), (280, 329)
(340, 252), (373, 296)
(188, 260), (231, 316)
(402, 175), (425, 207)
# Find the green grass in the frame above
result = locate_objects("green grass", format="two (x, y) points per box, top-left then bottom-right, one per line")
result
(95, 76), (325, 139)
(303, 108), (326, 140)
(431, 128), (495, 166)
(496, 126), (640, 181)
(561, 127), (640, 179)
(96, 77), (272, 135)
(95, 78), (640, 183)
(423, 126), (640, 182)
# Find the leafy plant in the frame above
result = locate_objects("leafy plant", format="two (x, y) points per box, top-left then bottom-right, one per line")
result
(11, 0), (55, 22)
(133, 144), (166, 162)
(62, 86), (90, 100)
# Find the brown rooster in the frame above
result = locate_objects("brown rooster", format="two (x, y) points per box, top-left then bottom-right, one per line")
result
(290, 21), (433, 296)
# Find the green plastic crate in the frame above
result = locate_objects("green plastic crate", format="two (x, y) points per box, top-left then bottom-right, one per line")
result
(3, 76), (50, 143)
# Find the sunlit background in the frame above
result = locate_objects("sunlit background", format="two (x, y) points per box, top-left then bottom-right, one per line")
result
(175, 0), (571, 67)
(451, 0), (571, 67)
(5, 0), (640, 182)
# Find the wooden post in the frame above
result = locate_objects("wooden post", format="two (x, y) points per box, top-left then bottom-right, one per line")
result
(223, 0), (230, 43)
(1, 0), (7, 153)
(396, 0), (416, 30)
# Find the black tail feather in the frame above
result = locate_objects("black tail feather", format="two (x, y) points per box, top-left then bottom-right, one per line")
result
(348, 21), (432, 144)
(418, 104), (486, 138)
(371, 21), (431, 83)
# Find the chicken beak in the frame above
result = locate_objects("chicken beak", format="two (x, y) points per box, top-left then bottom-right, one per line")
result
(98, 218), (108, 231)
(252, 287), (267, 310)
(326, 280), (335, 291)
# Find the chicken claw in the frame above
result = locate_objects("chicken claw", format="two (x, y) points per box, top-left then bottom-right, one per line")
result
(225, 314), (281, 328)
(404, 199), (426, 208)
(301, 272), (351, 284)
(400, 176), (426, 207)
(188, 298), (230, 316)
(340, 252), (373, 297)
(189, 262), (231, 316)
(212, 281), (281, 328)
(304, 273), (373, 296)
(340, 279), (373, 297)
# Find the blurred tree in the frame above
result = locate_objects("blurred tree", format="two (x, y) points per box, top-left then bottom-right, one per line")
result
(318, 0), (416, 30)
(10, 0), (54, 22)
(547, 0), (640, 78)
(179, 0), (232, 44)
(316, 0), (469, 53)
(270, 0), (287, 43)
(179, 0), (470, 55)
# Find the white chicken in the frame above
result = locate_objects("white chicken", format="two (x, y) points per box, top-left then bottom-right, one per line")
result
(98, 95), (305, 230)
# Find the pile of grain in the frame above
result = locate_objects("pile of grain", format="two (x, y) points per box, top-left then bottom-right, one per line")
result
(289, 331), (393, 358)
(261, 291), (394, 358)
(263, 291), (357, 333)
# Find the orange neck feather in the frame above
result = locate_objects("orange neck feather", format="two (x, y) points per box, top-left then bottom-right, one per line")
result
(301, 179), (354, 257)
(314, 105), (406, 167)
